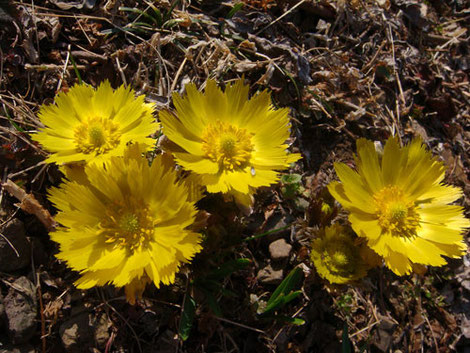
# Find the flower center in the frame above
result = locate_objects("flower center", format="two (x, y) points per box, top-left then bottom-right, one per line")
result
(332, 251), (349, 267)
(88, 126), (105, 147)
(119, 213), (140, 234)
(324, 241), (355, 273)
(374, 185), (420, 238)
(98, 201), (155, 252)
(74, 117), (121, 155)
(201, 121), (254, 171)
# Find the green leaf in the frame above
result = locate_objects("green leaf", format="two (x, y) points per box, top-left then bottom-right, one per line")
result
(127, 22), (154, 31)
(262, 267), (303, 314)
(178, 295), (196, 341)
(119, 6), (160, 26)
(342, 322), (352, 353)
(148, 4), (163, 27)
(263, 297), (283, 314)
(227, 2), (244, 19)
(69, 54), (82, 84)
(266, 268), (302, 307)
(3, 107), (24, 132)
(282, 290), (302, 305)
(164, 0), (181, 22)
(274, 315), (305, 325)
(281, 174), (302, 184)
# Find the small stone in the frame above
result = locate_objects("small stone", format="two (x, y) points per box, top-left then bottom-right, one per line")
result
(461, 317), (470, 339)
(257, 264), (283, 284)
(59, 312), (94, 353)
(269, 239), (292, 261)
(0, 219), (31, 272)
(92, 313), (111, 349)
(264, 213), (293, 242)
(371, 317), (397, 352)
(4, 277), (37, 344)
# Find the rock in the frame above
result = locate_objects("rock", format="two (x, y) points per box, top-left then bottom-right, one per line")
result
(263, 213), (294, 243)
(257, 264), (283, 285)
(92, 313), (111, 349)
(59, 312), (94, 353)
(0, 343), (35, 353)
(4, 277), (37, 344)
(461, 317), (470, 339)
(268, 239), (292, 262)
(59, 311), (110, 352)
(371, 317), (397, 352)
(0, 219), (31, 272)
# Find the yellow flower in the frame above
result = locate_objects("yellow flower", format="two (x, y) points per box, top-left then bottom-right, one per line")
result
(310, 224), (377, 284)
(33, 81), (158, 166)
(48, 144), (202, 304)
(328, 137), (469, 276)
(159, 79), (301, 197)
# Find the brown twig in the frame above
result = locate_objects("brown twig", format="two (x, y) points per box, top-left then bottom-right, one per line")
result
(2, 179), (56, 231)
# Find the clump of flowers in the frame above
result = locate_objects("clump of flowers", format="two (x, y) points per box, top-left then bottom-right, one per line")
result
(158, 79), (300, 200)
(311, 224), (379, 284)
(328, 137), (469, 275)
(47, 144), (202, 303)
(33, 81), (158, 166)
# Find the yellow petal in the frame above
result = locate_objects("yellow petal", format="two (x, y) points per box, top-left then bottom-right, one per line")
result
(355, 138), (383, 193)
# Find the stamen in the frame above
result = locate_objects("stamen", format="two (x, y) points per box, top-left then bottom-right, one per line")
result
(374, 185), (420, 238)
(98, 200), (155, 252)
(201, 121), (254, 171)
(74, 117), (121, 154)
(322, 240), (357, 276)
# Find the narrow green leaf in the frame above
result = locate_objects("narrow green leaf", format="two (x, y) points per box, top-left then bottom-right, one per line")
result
(281, 290), (302, 305)
(148, 3), (163, 27)
(342, 322), (352, 353)
(69, 54), (82, 84)
(3, 107), (24, 132)
(266, 267), (302, 309)
(164, 0), (181, 22)
(127, 22), (154, 31)
(227, 2), (244, 19)
(263, 297), (284, 314)
(275, 315), (306, 325)
(178, 295), (196, 341)
(119, 6), (159, 26)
